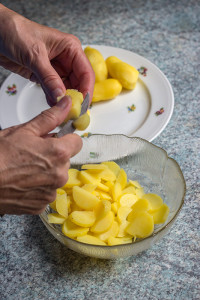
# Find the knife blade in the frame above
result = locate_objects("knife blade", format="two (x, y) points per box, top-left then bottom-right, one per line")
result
(56, 92), (90, 138)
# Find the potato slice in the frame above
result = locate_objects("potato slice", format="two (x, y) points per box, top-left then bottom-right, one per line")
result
(128, 180), (142, 189)
(77, 235), (106, 246)
(73, 186), (100, 210)
(48, 213), (66, 224)
(69, 211), (96, 227)
(62, 169), (81, 189)
(56, 192), (68, 218)
(97, 182), (109, 192)
(81, 163), (107, 172)
(94, 200), (111, 219)
(117, 221), (130, 238)
(117, 206), (132, 223)
(112, 182), (122, 202)
(119, 194), (138, 207)
(149, 203), (169, 224)
(96, 221), (119, 242)
(107, 236), (132, 246)
(127, 199), (150, 222)
(116, 168), (127, 189)
(82, 184), (97, 193)
(111, 202), (118, 215)
(90, 211), (114, 233)
(101, 161), (120, 177)
(79, 170), (101, 185)
(142, 193), (163, 211)
(73, 111), (90, 131)
(135, 188), (145, 198)
(122, 186), (136, 195)
(99, 168), (116, 182)
(126, 211), (154, 238)
(62, 219), (89, 238)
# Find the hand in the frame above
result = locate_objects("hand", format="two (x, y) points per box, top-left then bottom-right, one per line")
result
(0, 4), (95, 105)
(0, 97), (82, 215)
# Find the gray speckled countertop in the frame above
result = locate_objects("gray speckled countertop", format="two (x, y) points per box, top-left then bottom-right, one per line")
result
(0, 0), (200, 299)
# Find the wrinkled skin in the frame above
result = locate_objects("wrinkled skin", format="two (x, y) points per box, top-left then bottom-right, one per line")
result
(0, 5), (95, 215)
(0, 4), (95, 105)
(0, 97), (83, 215)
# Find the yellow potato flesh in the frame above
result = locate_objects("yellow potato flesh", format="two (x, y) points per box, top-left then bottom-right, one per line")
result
(73, 111), (90, 131)
(62, 169), (81, 189)
(62, 219), (89, 238)
(62, 89), (83, 122)
(117, 221), (130, 238)
(77, 235), (106, 246)
(126, 211), (154, 238)
(56, 193), (68, 218)
(119, 194), (138, 207)
(94, 200), (111, 219)
(69, 211), (96, 227)
(116, 168), (127, 189)
(84, 46), (108, 82)
(79, 170), (101, 185)
(47, 161), (170, 246)
(106, 56), (139, 90)
(48, 213), (66, 224)
(90, 211), (114, 233)
(127, 199), (150, 222)
(112, 182), (122, 202)
(142, 193), (163, 211)
(102, 161), (120, 177)
(73, 186), (100, 210)
(107, 236), (132, 246)
(92, 79), (122, 103)
(117, 206), (132, 223)
(96, 221), (119, 242)
(149, 203), (169, 224)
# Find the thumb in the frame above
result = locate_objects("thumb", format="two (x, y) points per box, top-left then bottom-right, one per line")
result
(24, 96), (72, 136)
(32, 56), (66, 104)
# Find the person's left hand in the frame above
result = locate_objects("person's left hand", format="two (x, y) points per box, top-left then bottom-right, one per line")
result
(0, 4), (95, 105)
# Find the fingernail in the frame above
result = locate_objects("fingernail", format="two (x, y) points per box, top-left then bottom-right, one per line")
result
(52, 88), (65, 101)
(56, 96), (71, 109)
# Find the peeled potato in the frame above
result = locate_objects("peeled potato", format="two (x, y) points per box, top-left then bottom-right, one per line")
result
(58, 89), (83, 123)
(73, 111), (90, 131)
(84, 46), (108, 82)
(62, 219), (89, 238)
(92, 78), (122, 102)
(106, 56), (139, 90)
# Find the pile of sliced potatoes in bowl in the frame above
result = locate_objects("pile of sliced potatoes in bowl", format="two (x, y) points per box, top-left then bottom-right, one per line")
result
(40, 135), (186, 259)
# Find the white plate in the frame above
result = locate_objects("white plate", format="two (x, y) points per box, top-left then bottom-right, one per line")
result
(0, 45), (174, 141)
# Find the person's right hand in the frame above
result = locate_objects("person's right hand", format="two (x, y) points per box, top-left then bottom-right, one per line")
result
(0, 96), (82, 215)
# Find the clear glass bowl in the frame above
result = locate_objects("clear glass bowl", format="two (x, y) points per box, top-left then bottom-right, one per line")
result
(40, 135), (186, 259)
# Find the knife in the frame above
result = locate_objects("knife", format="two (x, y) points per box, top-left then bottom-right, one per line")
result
(55, 92), (89, 138)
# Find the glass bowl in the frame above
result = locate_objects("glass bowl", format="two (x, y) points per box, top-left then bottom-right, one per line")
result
(40, 135), (186, 259)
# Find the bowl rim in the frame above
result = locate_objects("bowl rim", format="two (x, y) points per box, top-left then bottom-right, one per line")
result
(40, 135), (186, 249)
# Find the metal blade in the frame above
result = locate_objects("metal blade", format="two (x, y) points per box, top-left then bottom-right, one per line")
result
(56, 92), (89, 138)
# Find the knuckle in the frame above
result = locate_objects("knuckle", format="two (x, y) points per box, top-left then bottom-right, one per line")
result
(41, 109), (59, 125)
(54, 143), (70, 162)
(54, 168), (68, 188)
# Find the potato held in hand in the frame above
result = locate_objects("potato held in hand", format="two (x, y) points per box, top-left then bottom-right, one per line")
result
(92, 78), (122, 103)
(106, 56), (139, 90)
(84, 46), (108, 82)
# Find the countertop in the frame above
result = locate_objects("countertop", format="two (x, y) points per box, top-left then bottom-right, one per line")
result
(0, 0), (199, 299)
